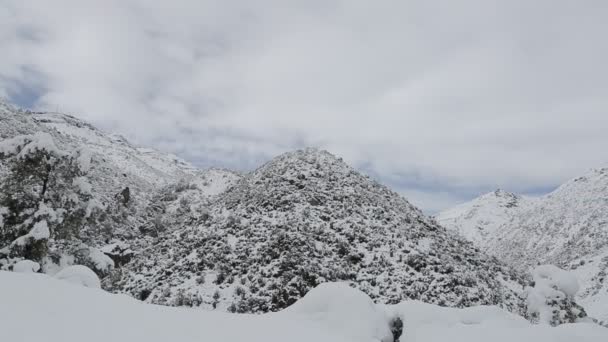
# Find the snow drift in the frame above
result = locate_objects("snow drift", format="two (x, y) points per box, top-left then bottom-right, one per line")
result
(0, 271), (606, 342)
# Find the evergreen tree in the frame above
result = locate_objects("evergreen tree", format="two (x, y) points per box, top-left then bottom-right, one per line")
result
(0, 133), (102, 262)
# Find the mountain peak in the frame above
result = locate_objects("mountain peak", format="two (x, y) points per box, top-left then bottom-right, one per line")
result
(116, 145), (527, 315)
(259, 147), (347, 170)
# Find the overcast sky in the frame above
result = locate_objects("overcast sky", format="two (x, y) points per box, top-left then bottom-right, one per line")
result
(1, 1), (607, 213)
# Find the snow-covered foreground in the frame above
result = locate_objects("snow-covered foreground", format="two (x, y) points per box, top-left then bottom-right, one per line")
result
(1, 271), (606, 342)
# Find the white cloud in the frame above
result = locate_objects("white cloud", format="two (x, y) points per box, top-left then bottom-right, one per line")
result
(1, 0), (607, 212)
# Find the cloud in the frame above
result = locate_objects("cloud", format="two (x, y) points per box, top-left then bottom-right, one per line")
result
(1, 0), (607, 212)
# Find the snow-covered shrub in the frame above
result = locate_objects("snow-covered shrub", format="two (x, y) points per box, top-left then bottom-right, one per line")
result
(73, 245), (115, 276)
(54, 265), (101, 288)
(525, 264), (587, 326)
(12, 259), (41, 273)
(43, 241), (115, 278)
(100, 241), (134, 267)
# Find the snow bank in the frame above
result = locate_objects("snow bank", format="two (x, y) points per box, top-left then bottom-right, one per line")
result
(284, 282), (393, 342)
(0, 271), (606, 342)
(0, 271), (354, 342)
(384, 300), (606, 342)
(54, 265), (101, 289)
(13, 260), (40, 273)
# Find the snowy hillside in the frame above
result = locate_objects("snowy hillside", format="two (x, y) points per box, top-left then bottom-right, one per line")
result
(437, 189), (535, 245)
(438, 169), (608, 323)
(112, 148), (528, 315)
(1, 271), (606, 342)
(0, 101), (240, 281)
(1, 102), (197, 188)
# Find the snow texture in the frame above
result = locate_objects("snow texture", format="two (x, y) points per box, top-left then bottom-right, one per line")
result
(284, 282), (393, 342)
(12, 220), (50, 246)
(86, 247), (115, 273)
(384, 299), (605, 342)
(75, 147), (92, 172)
(54, 265), (101, 289)
(1, 271), (606, 342)
(12, 260), (40, 273)
(533, 265), (580, 297)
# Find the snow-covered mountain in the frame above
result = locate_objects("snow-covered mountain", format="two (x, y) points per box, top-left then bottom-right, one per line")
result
(112, 148), (528, 315)
(437, 189), (535, 245)
(2, 100), (596, 326)
(0, 101), (240, 273)
(438, 169), (608, 323)
(1, 102), (196, 184)
(0, 100), (239, 214)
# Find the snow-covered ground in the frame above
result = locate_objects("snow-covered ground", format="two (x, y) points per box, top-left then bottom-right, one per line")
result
(1, 271), (606, 342)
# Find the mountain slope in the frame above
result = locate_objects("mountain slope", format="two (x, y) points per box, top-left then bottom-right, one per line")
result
(113, 148), (527, 315)
(0, 101), (240, 274)
(1, 101), (197, 203)
(438, 169), (608, 323)
(437, 189), (535, 245)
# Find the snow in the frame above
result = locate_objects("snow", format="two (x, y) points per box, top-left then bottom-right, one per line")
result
(417, 237), (433, 252)
(437, 189), (535, 245)
(384, 300), (607, 342)
(0, 135), (30, 155)
(13, 260), (40, 273)
(85, 198), (104, 218)
(100, 241), (130, 254)
(34, 202), (58, 222)
(29, 220), (51, 240)
(30, 111), (198, 189)
(569, 253), (608, 323)
(533, 265), (580, 297)
(54, 265), (101, 289)
(72, 176), (93, 195)
(87, 247), (115, 272)
(122, 148), (527, 313)
(0, 271), (606, 342)
(76, 147), (92, 172)
(525, 265), (584, 325)
(284, 282), (393, 342)
(438, 172), (608, 322)
(12, 220), (50, 246)
(17, 132), (62, 158)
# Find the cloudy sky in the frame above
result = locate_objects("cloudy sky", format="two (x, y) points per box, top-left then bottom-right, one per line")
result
(1, 0), (607, 212)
